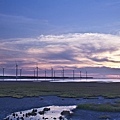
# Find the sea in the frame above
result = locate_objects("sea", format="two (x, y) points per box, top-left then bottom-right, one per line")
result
(1, 78), (120, 82)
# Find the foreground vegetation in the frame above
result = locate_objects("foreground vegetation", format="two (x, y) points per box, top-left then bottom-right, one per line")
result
(77, 102), (120, 112)
(0, 81), (120, 98)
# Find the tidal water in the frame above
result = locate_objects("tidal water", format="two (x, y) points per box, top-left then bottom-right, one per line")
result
(1, 96), (120, 120)
(4, 105), (76, 120)
(1, 78), (120, 119)
(1, 78), (120, 82)
(51, 78), (120, 83)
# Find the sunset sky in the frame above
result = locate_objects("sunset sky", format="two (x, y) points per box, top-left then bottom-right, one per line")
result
(0, 0), (120, 78)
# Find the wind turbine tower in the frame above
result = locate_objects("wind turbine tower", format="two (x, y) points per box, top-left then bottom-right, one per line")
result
(16, 63), (18, 79)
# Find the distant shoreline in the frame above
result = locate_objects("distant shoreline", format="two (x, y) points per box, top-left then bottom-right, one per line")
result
(0, 76), (93, 80)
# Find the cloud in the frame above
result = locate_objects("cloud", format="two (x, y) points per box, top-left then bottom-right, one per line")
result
(89, 57), (120, 63)
(43, 49), (76, 61)
(0, 32), (120, 76)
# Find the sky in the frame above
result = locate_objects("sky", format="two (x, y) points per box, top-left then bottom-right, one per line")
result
(0, 0), (120, 78)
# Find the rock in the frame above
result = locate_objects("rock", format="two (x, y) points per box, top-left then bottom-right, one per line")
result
(12, 113), (16, 117)
(20, 117), (24, 120)
(59, 116), (64, 120)
(43, 107), (50, 112)
(32, 108), (37, 113)
(16, 117), (19, 120)
(39, 110), (45, 115)
(26, 108), (38, 116)
(20, 111), (22, 114)
(25, 113), (28, 117)
(40, 97), (44, 100)
(61, 110), (71, 116)
(45, 118), (48, 119)
(27, 111), (37, 116)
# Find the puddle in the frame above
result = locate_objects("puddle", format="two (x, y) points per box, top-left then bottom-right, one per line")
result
(4, 105), (76, 120)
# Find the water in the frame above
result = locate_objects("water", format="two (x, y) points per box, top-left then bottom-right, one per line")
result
(51, 78), (120, 82)
(1, 96), (120, 120)
(4, 105), (76, 120)
(1, 78), (120, 82)
(1, 78), (120, 119)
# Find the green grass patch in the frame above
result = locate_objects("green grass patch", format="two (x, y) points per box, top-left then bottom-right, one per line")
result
(99, 115), (111, 119)
(77, 103), (120, 112)
(0, 81), (120, 98)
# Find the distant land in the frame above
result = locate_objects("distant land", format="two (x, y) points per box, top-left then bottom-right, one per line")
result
(0, 76), (93, 80)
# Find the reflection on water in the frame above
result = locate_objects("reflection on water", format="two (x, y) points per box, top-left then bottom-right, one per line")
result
(51, 78), (120, 83)
(1, 78), (120, 82)
(4, 105), (76, 120)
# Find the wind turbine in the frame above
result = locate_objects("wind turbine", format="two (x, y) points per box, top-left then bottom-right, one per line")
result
(54, 70), (55, 78)
(86, 71), (87, 79)
(62, 67), (64, 78)
(73, 69), (75, 79)
(51, 67), (53, 78)
(80, 71), (81, 79)
(15, 62), (18, 80)
(35, 63), (39, 80)
(20, 68), (22, 77)
(45, 69), (46, 78)
(2, 67), (5, 81)
(33, 69), (35, 77)
(3, 67), (5, 77)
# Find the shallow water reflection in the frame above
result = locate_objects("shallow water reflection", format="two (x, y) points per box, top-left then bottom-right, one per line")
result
(4, 105), (76, 120)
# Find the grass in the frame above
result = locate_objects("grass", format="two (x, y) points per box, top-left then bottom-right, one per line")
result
(1, 81), (120, 113)
(77, 103), (120, 112)
(0, 81), (120, 98)
(99, 115), (111, 119)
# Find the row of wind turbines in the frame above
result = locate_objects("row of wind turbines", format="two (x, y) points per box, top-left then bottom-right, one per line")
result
(0, 63), (91, 80)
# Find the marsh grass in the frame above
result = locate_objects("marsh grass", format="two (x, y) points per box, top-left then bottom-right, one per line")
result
(77, 103), (120, 112)
(0, 81), (120, 98)
(99, 115), (111, 119)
